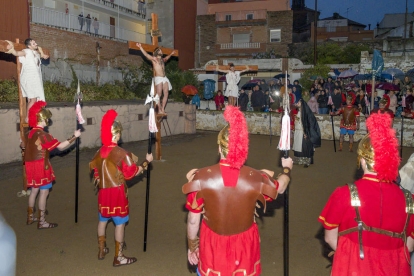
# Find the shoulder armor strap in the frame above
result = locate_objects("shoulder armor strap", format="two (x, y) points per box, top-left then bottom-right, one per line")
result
(347, 183), (361, 207)
(182, 179), (201, 195)
(402, 188), (414, 214)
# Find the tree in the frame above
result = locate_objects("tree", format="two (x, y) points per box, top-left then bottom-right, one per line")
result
(298, 64), (331, 91)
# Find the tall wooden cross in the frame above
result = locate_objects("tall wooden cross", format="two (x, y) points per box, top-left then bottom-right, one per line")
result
(128, 13), (179, 160)
(0, 39), (50, 192)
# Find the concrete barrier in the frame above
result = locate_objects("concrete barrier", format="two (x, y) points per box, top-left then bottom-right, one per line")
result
(0, 101), (192, 164)
(196, 110), (414, 147)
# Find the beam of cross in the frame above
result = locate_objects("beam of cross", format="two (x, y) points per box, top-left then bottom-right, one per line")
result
(206, 65), (259, 71)
(0, 39), (50, 192)
(128, 13), (179, 160)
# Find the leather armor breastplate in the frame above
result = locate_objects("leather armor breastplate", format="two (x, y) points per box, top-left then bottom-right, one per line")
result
(342, 107), (356, 127)
(24, 129), (52, 170)
(183, 164), (278, 236)
(89, 146), (134, 189)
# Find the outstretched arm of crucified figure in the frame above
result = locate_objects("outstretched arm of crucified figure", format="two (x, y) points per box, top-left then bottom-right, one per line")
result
(163, 50), (176, 62)
(5, 40), (25, 57)
(216, 65), (229, 74)
(239, 65), (250, 74)
(137, 43), (155, 61)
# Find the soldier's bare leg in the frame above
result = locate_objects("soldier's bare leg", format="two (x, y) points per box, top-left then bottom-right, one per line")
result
(339, 134), (345, 151)
(161, 82), (169, 115)
(113, 223), (137, 266)
(349, 135), (354, 152)
(98, 220), (109, 260)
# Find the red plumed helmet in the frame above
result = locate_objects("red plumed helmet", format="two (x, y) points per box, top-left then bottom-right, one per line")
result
(365, 113), (400, 182)
(29, 101), (47, 127)
(380, 94), (390, 108)
(101, 109), (118, 146)
(218, 106), (249, 169)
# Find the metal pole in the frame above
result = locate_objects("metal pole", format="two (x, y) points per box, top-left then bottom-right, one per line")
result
(283, 70), (289, 276)
(313, 0), (318, 66)
(400, 116), (404, 157)
(198, 25), (201, 67)
(270, 111), (272, 145)
(75, 122), (79, 223)
(283, 149), (289, 276)
(143, 131), (152, 252)
(403, 0), (408, 55)
(331, 106), (337, 152)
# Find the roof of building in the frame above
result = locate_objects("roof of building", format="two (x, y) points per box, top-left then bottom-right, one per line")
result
(320, 13), (366, 27)
(379, 13), (414, 29)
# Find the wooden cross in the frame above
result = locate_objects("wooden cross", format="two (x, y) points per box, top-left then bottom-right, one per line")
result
(128, 13), (179, 160)
(206, 65), (259, 71)
(0, 39), (50, 192)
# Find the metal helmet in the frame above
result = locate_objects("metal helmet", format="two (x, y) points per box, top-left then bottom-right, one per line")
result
(357, 133), (375, 172)
(217, 124), (230, 158)
(111, 120), (123, 141)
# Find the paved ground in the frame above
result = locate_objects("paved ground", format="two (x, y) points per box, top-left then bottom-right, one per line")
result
(1, 131), (413, 276)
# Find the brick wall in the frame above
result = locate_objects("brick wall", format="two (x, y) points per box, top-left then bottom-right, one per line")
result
(30, 23), (143, 68)
(267, 11), (293, 57)
(217, 26), (267, 44)
(195, 15), (217, 67)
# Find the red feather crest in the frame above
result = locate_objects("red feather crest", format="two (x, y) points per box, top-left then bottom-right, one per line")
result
(29, 101), (47, 127)
(382, 94), (390, 108)
(366, 113), (400, 182)
(101, 109), (118, 146)
(223, 106), (249, 169)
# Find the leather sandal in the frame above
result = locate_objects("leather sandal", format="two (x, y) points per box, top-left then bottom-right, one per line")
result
(27, 207), (38, 225)
(98, 236), (109, 260)
(113, 241), (137, 267)
(37, 209), (58, 229)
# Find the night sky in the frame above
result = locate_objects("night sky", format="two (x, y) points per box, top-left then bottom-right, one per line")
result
(302, 0), (414, 29)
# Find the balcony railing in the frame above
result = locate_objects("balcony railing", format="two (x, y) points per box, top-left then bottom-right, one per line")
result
(216, 10), (266, 22)
(220, 42), (261, 49)
(85, 0), (146, 18)
(30, 6), (145, 43)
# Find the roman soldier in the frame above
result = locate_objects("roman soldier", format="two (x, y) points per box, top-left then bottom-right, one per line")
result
(331, 94), (360, 152)
(318, 113), (414, 276)
(183, 106), (293, 276)
(371, 95), (395, 119)
(89, 110), (153, 267)
(24, 101), (81, 229)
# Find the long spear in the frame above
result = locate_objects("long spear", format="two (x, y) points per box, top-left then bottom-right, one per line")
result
(278, 71), (290, 276)
(330, 106), (336, 152)
(74, 80), (85, 223)
(143, 79), (159, 252)
(401, 95), (406, 157)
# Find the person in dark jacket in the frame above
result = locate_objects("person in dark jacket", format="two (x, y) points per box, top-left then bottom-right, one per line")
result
(331, 88), (343, 112)
(324, 77), (335, 94)
(292, 85), (302, 103)
(238, 89), (249, 111)
(317, 90), (329, 114)
(354, 89), (367, 114)
(251, 85), (265, 111)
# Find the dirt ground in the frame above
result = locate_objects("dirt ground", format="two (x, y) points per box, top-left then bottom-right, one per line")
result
(1, 131), (413, 276)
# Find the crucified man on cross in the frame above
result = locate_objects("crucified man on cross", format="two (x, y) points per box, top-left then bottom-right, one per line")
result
(6, 38), (49, 123)
(137, 43), (176, 115)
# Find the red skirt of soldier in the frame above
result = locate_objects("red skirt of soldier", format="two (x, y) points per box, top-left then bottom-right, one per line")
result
(98, 184), (129, 218)
(198, 220), (261, 276)
(26, 159), (55, 188)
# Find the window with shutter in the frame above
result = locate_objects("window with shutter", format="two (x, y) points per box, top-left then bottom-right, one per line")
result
(233, 33), (250, 44)
(270, 29), (281, 42)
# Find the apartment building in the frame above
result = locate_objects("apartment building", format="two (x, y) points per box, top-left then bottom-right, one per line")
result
(195, 0), (293, 67)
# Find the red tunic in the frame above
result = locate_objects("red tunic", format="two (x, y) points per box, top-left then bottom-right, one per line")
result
(338, 105), (359, 130)
(318, 174), (414, 276)
(26, 127), (60, 188)
(92, 144), (139, 218)
(186, 160), (277, 276)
